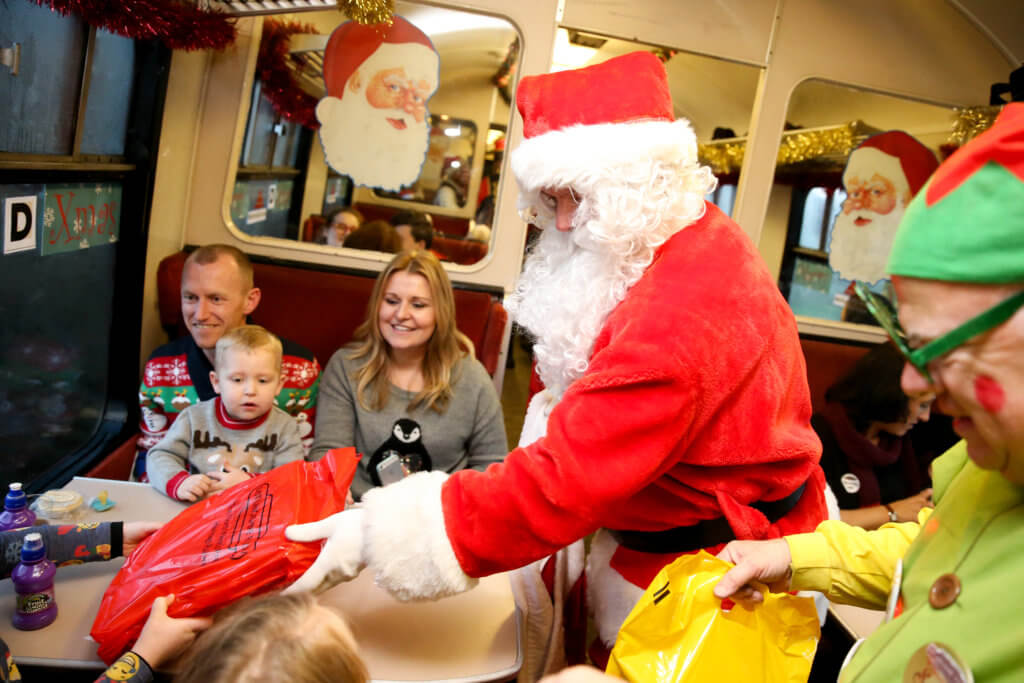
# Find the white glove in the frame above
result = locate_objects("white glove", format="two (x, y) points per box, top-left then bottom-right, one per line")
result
(284, 508), (366, 594)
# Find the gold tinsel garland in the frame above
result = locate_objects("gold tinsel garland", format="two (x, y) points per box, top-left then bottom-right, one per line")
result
(698, 121), (874, 176)
(950, 105), (1002, 146)
(339, 0), (393, 25)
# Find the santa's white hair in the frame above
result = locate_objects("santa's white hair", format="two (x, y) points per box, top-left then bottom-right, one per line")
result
(507, 119), (716, 397)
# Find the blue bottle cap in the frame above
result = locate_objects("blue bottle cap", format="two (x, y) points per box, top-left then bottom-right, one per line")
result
(20, 532), (45, 562)
(5, 483), (27, 511)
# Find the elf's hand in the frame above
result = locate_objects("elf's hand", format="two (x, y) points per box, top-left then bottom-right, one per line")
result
(284, 509), (366, 594)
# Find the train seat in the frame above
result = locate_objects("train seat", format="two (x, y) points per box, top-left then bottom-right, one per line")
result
(354, 203), (471, 237)
(432, 234), (488, 265)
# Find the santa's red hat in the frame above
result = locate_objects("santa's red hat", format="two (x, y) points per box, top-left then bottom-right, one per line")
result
(843, 131), (939, 200)
(510, 52), (697, 193)
(322, 17), (438, 100)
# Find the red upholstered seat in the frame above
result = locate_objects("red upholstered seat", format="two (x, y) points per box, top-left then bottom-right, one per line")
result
(799, 337), (872, 414)
(353, 203), (471, 237)
(432, 235), (488, 265)
(156, 251), (507, 376)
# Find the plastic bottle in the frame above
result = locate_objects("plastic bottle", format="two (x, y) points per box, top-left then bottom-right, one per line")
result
(0, 483), (36, 531)
(12, 532), (57, 630)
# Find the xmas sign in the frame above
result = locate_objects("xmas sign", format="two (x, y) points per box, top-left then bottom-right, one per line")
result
(41, 183), (122, 256)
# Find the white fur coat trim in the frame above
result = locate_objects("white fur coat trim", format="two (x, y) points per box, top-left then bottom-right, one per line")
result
(586, 529), (646, 648)
(361, 470), (478, 601)
(511, 119), (698, 193)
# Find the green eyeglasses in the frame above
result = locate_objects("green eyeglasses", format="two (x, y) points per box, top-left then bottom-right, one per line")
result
(854, 280), (1024, 384)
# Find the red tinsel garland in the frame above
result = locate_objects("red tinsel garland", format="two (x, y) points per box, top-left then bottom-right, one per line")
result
(30, 0), (236, 51)
(256, 19), (321, 130)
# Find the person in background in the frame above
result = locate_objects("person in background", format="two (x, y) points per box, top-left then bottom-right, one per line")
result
(0, 523), (212, 683)
(389, 210), (435, 253)
(136, 245), (319, 481)
(342, 219), (402, 254)
(715, 103), (1024, 682)
(814, 342), (936, 528)
(147, 326), (305, 502)
(309, 250), (506, 501)
(434, 159), (470, 208)
(324, 207), (363, 247)
(174, 592), (367, 683)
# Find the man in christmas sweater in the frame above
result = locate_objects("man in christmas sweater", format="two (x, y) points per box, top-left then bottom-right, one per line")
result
(716, 103), (1024, 682)
(286, 52), (826, 661)
(135, 245), (319, 481)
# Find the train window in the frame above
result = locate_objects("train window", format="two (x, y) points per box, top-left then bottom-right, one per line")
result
(227, 4), (520, 265)
(0, 2), (87, 156)
(770, 80), (954, 325)
(1, 6), (169, 490)
(79, 30), (136, 157)
(0, 190), (119, 486)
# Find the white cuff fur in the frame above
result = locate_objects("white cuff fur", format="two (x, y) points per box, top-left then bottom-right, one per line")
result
(586, 529), (645, 647)
(361, 470), (477, 601)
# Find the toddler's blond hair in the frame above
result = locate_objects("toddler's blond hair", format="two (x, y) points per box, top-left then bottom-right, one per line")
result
(214, 325), (283, 373)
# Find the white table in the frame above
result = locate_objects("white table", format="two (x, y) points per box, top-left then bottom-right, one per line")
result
(829, 602), (885, 640)
(0, 477), (521, 682)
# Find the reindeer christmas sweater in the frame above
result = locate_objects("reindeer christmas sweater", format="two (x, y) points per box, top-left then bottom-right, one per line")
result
(136, 334), (320, 481)
(146, 397), (304, 500)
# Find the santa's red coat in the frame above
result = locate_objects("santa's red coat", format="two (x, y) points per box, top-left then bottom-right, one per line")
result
(442, 203), (826, 588)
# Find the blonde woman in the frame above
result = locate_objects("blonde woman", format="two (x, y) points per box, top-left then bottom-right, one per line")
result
(310, 251), (506, 500)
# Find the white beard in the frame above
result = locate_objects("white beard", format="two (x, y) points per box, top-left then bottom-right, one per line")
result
(316, 94), (429, 191)
(828, 205), (906, 284)
(508, 225), (647, 398)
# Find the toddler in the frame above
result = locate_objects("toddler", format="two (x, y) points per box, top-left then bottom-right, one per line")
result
(147, 325), (304, 502)
(174, 592), (368, 682)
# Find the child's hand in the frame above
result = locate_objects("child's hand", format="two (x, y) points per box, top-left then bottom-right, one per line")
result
(132, 594), (211, 669)
(176, 474), (213, 502)
(123, 521), (163, 555)
(207, 464), (252, 493)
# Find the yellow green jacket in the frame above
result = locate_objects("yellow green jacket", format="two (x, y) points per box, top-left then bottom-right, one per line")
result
(787, 442), (1024, 681)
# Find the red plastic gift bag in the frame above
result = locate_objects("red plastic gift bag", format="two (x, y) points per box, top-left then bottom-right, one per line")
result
(90, 448), (359, 664)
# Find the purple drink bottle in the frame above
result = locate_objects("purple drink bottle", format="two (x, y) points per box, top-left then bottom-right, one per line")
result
(0, 483), (36, 531)
(12, 532), (58, 630)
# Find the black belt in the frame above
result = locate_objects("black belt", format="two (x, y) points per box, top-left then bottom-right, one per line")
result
(607, 482), (808, 554)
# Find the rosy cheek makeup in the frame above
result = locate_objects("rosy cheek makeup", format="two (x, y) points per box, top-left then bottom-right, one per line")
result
(973, 374), (1006, 413)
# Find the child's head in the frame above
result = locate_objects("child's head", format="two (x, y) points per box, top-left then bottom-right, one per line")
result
(174, 592), (368, 683)
(209, 325), (284, 422)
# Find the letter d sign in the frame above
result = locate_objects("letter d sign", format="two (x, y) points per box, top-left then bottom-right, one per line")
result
(4, 196), (37, 255)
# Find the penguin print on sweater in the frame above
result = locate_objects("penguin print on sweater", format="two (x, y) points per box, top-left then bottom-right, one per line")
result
(369, 418), (432, 486)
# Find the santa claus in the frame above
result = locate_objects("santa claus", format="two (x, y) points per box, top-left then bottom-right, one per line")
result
(288, 51), (826, 672)
(829, 131), (939, 284)
(316, 17), (439, 191)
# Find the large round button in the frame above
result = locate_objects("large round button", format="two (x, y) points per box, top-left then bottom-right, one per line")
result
(929, 573), (961, 609)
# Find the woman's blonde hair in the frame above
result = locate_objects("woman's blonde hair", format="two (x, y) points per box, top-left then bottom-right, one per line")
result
(174, 593), (368, 683)
(348, 250), (473, 413)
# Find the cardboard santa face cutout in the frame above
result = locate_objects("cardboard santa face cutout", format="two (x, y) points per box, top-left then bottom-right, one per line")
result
(829, 131), (938, 284)
(316, 17), (440, 192)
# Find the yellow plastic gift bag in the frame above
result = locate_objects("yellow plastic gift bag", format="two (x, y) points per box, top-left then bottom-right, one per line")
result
(607, 551), (820, 682)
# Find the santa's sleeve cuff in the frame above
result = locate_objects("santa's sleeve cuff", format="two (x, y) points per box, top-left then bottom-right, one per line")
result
(361, 471), (478, 601)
